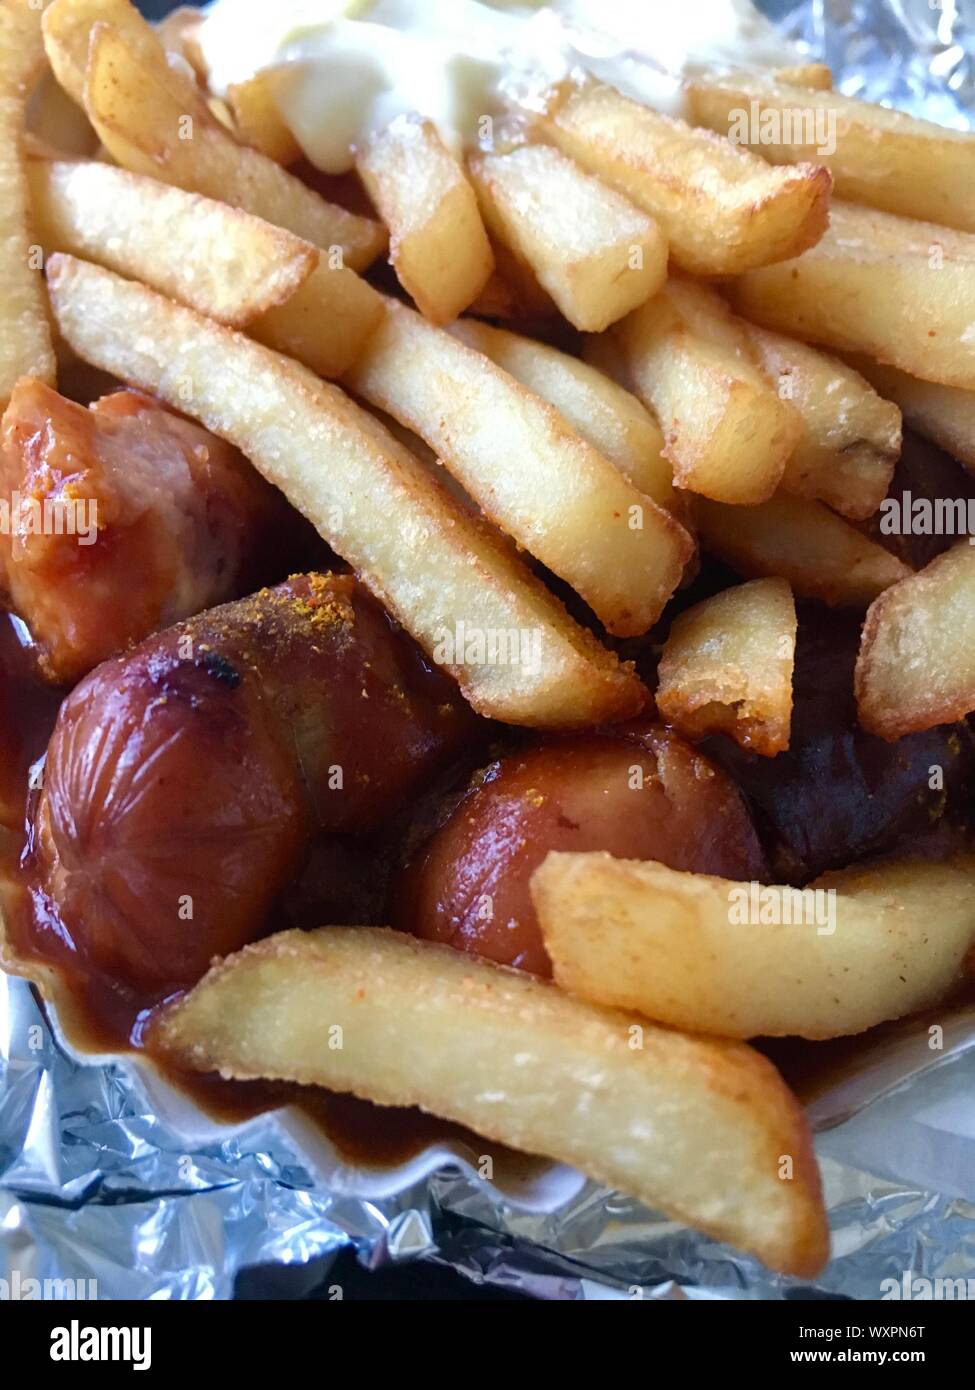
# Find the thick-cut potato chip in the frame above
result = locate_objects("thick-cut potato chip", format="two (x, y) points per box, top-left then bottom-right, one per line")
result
(744, 326), (901, 520)
(534, 78), (831, 277)
(449, 318), (678, 512)
(731, 201), (975, 389)
(468, 144), (666, 332)
(250, 262), (385, 379)
(532, 853), (975, 1040)
(155, 925), (829, 1278)
(345, 297), (694, 636)
(845, 353), (975, 477)
(694, 494), (911, 607)
(0, 0), (56, 408)
(656, 578), (796, 755)
(83, 23), (386, 271)
(689, 72), (975, 231)
(358, 117), (494, 325)
(607, 279), (800, 505)
(226, 72), (301, 166)
(27, 157), (318, 326)
(855, 543), (975, 740)
(48, 255), (645, 728)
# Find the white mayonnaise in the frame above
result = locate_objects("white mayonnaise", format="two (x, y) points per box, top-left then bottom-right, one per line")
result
(197, 0), (799, 173)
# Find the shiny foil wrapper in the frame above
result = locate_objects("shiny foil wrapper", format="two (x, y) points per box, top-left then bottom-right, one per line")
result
(4, 0), (975, 1300)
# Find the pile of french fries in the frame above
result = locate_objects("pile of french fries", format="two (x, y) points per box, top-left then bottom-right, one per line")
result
(5, 0), (975, 1278)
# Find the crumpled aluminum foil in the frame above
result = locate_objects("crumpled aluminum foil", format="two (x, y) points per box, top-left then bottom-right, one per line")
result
(3, 0), (975, 1300)
(772, 0), (975, 125)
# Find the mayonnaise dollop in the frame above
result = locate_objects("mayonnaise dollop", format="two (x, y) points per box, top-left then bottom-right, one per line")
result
(198, 0), (799, 173)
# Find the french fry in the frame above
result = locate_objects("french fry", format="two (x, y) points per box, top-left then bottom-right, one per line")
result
(466, 268), (525, 322)
(689, 72), (975, 232)
(467, 144), (667, 331)
(656, 578), (796, 755)
(42, 0), (203, 112)
(226, 72), (301, 166)
(357, 117), (494, 325)
(205, 94), (235, 134)
(23, 130), (71, 162)
(731, 201), (975, 390)
(27, 157), (318, 326)
(449, 318), (678, 513)
(155, 4), (207, 85)
(27, 69), (97, 156)
(693, 494), (911, 607)
(155, 925), (829, 1278)
(484, 238), (558, 320)
(607, 279), (800, 505)
(82, 23), (386, 271)
(533, 77), (831, 277)
(855, 543), (975, 740)
(0, 0), (56, 409)
(744, 326), (901, 520)
(844, 353), (975, 477)
(345, 297), (694, 636)
(581, 329), (638, 393)
(25, 143), (382, 378)
(774, 63), (833, 91)
(532, 853), (975, 1041)
(47, 255), (646, 728)
(249, 263), (385, 379)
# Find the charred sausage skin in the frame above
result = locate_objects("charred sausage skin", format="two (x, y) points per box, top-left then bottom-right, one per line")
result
(28, 573), (476, 997)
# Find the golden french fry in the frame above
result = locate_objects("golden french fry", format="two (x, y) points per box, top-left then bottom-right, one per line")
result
(656, 578), (796, 755)
(0, 0), (56, 408)
(485, 237), (558, 320)
(845, 353), (975, 477)
(155, 4), (208, 84)
(580, 328), (638, 392)
(205, 94), (235, 133)
(23, 130), (72, 161)
(467, 144), (666, 331)
(155, 926), (829, 1278)
(27, 69), (97, 156)
(250, 262), (385, 378)
(83, 23), (386, 271)
(731, 200), (975, 389)
(466, 268), (525, 322)
(345, 296), (694, 636)
(533, 78), (831, 277)
(773, 63), (833, 90)
(744, 326), (901, 520)
(42, 0), (203, 111)
(607, 279), (800, 505)
(226, 71), (301, 166)
(689, 72), (975, 231)
(357, 117), (494, 325)
(449, 318), (678, 513)
(27, 157), (318, 326)
(694, 493), (911, 607)
(47, 255), (645, 727)
(532, 853), (975, 1041)
(855, 543), (975, 740)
